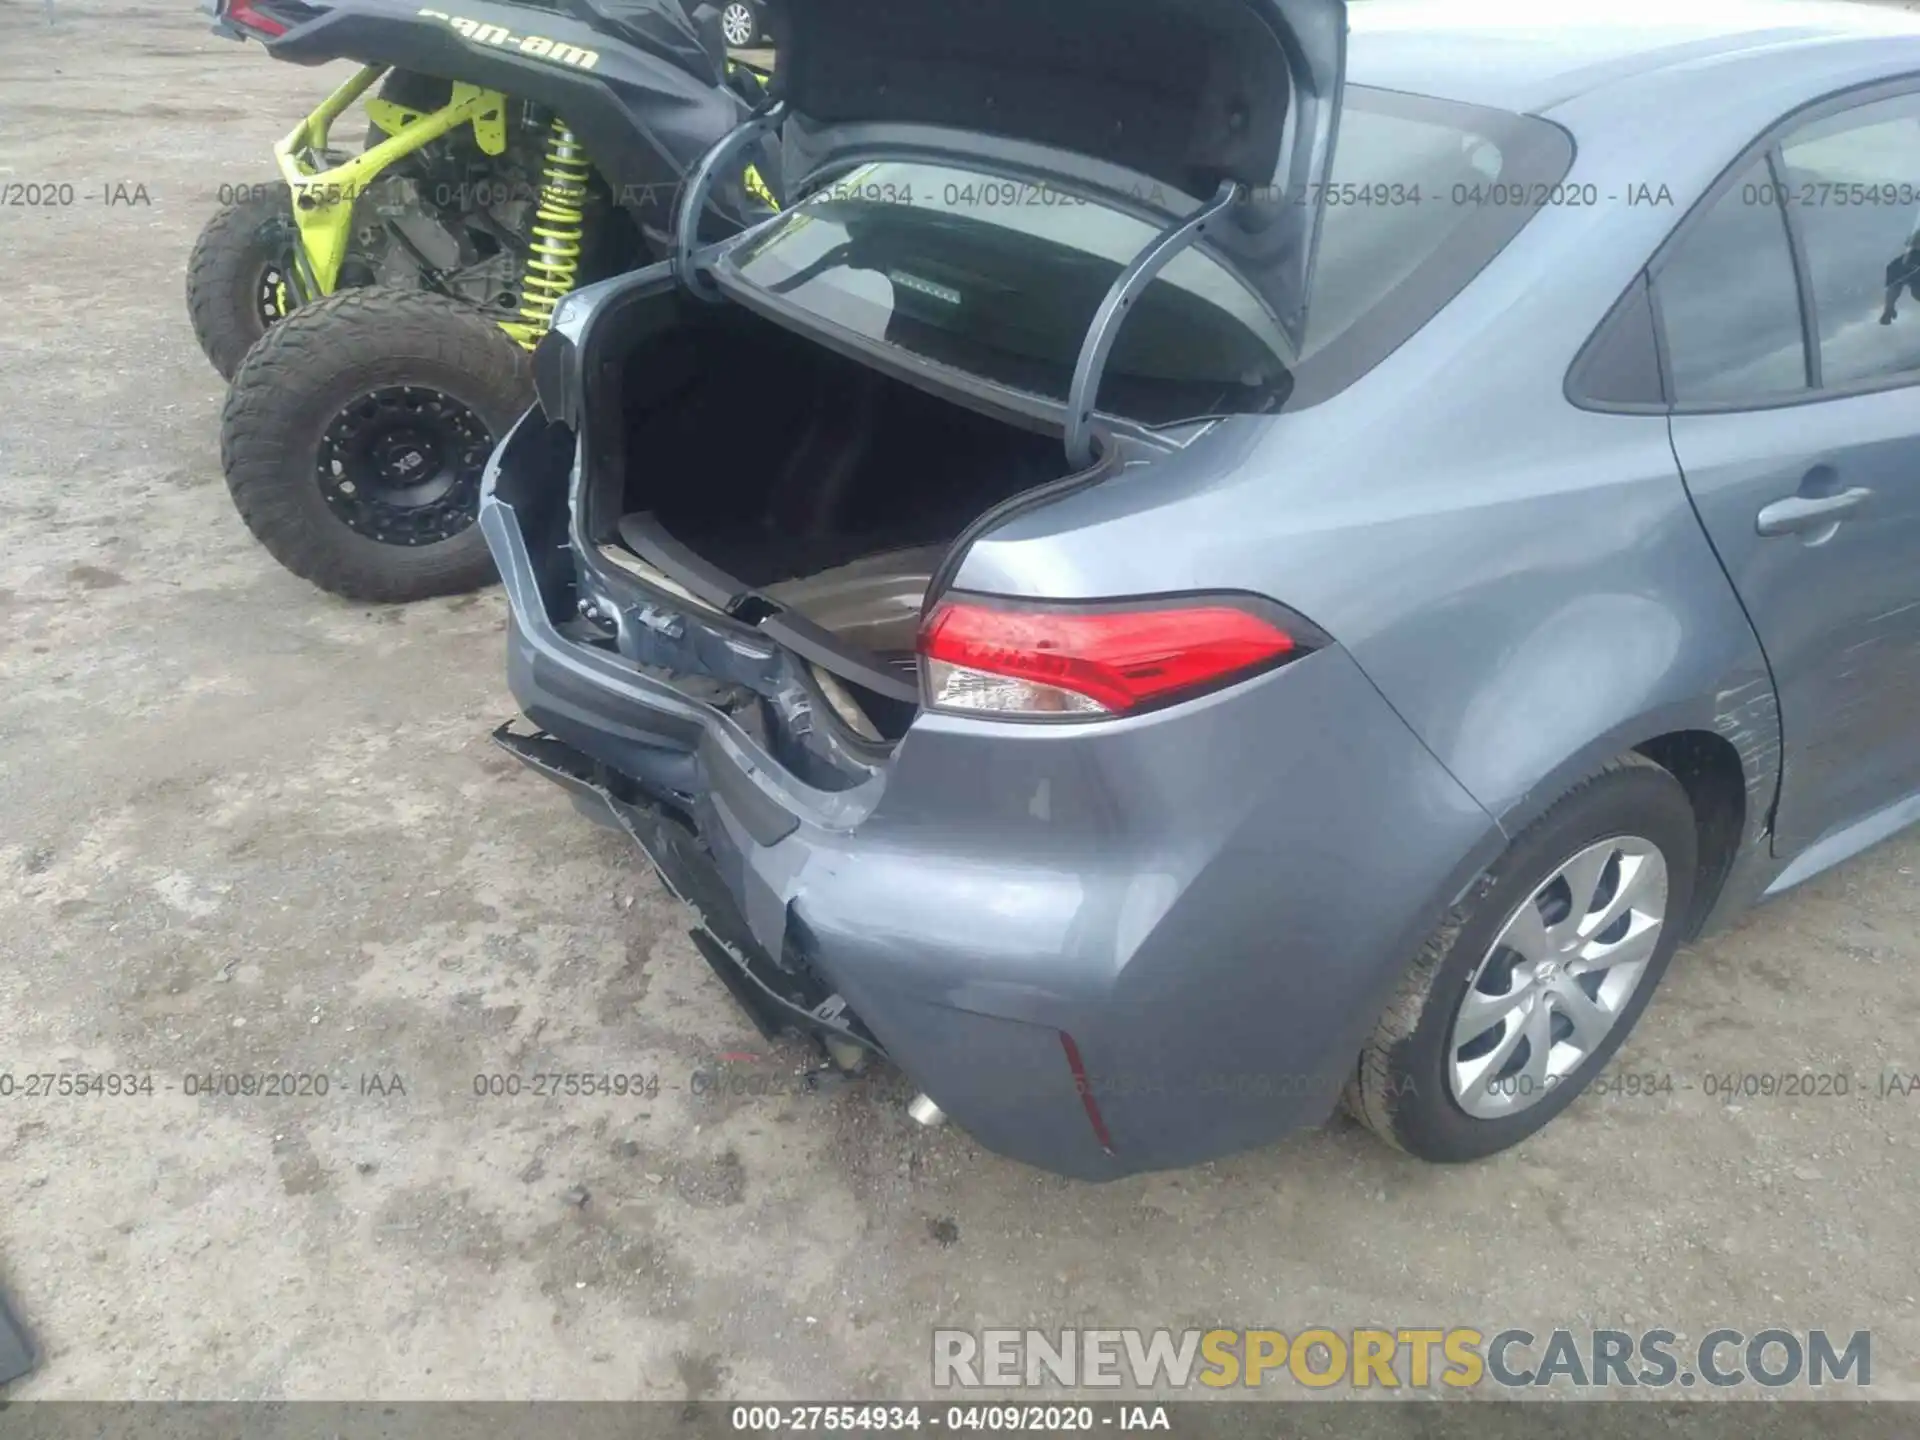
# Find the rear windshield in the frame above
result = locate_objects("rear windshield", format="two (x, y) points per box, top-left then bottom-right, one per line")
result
(723, 88), (1572, 423)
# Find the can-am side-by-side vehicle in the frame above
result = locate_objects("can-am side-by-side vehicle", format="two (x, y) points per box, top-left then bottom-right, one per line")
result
(190, 0), (778, 601)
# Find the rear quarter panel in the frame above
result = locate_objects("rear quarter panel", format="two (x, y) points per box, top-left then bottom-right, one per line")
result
(960, 40), (1920, 860)
(954, 87), (1801, 880)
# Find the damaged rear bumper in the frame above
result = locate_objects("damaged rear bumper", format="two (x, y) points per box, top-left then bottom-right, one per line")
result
(481, 409), (1507, 1181)
(490, 722), (880, 1060)
(481, 411), (1141, 1179)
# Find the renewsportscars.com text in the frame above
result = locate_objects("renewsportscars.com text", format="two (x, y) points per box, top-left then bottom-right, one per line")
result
(932, 1327), (1870, 1391)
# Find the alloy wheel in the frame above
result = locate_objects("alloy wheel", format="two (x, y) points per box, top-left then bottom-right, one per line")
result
(1448, 835), (1669, 1119)
(314, 385), (493, 547)
(720, 1), (756, 47)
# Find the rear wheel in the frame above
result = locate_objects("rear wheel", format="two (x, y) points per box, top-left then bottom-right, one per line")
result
(220, 288), (532, 602)
(719, 0), (763, 46)
(1347, 754), (1697, 1161)
(185, 181), (298, 380)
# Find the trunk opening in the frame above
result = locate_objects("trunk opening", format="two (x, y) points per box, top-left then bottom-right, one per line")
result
(601, 296), (1097, 738)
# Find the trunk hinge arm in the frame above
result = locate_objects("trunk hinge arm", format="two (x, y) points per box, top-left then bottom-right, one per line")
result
(674, 100), (787, 302)
(1063, 179), (1242, 470)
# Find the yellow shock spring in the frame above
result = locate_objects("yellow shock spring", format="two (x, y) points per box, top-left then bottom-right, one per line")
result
(516, 118), (592, 347)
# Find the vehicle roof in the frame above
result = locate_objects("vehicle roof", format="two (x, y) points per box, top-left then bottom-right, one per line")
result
(1347, 0), (1920, 116)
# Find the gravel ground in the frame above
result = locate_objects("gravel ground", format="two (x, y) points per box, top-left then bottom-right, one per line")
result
(2, 0), (1919, 1407)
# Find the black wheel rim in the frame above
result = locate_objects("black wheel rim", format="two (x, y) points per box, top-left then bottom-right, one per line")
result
(315, 386), (492, 547)
(250, 214), (298, 328)
(256, 262), (290, 327)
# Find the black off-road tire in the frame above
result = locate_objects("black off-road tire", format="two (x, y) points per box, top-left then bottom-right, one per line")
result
(186, 181), (298, 380)
(220, 288), (532, 603)
(1346, 753), (1699, 1162)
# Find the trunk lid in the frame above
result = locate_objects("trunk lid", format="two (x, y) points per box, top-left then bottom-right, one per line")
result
(765, 0), (1348, 348)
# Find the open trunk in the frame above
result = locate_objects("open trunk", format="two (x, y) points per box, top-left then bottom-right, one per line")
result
(594, 297), (1097, 733)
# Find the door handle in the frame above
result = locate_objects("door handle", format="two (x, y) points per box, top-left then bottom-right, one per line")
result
(1756, 486), (1873, 537)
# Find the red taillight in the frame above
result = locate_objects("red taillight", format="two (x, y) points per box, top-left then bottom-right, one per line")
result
(918, 594), (1309, 719)
(227, 1), (289, 36)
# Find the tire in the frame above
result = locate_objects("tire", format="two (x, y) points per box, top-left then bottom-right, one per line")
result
(220, 288), (533, 603)
(186, 181), (298, 380)
(1347, 753), (1698, 1162)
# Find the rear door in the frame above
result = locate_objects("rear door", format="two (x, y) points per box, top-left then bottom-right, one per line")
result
(1658, 81), (1920, 855)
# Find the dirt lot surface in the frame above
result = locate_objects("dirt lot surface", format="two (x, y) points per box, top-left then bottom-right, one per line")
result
(2, 0), (1920, 1408)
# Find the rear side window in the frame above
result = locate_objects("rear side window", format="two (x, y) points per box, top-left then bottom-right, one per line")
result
(1651, 157), (1811, 405)
(1777, 92), (1920, 389)
(1567, 275), (1665, 408)
(724, 88), (1572, 422)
